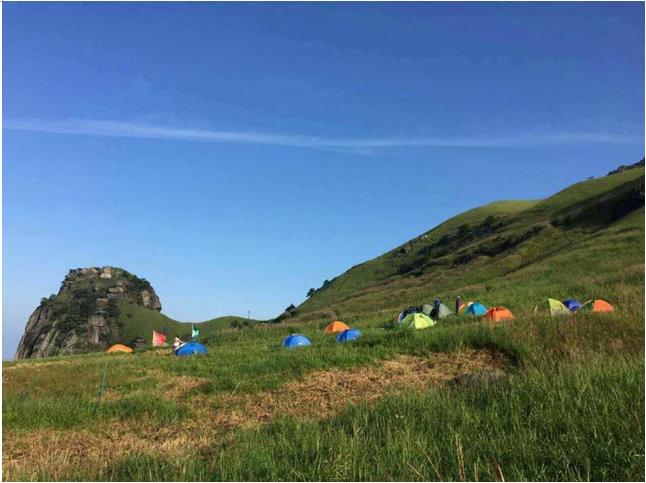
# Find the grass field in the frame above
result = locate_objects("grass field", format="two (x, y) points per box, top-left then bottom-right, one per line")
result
(3, 167), (644, 481)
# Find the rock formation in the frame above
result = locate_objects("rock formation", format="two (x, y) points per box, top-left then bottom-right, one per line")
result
(15, 267), (161, 359)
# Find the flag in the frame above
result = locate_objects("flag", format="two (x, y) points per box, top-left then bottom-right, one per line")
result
(191, 324), (200, 340)
(152, 330), (167, 347)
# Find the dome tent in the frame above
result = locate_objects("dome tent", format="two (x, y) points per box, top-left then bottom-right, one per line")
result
(175, 342), (208, 357)
(533, 298), (571, 317)
(420, 303), (434, 316)
(458, 301), (474, 314)
(106, 344), (133, 354)
(433, 303), (454, 319)
(485, 307), (514, 322)
(324, 321), (350, 334)
(580, 299), (614, 312)
(465, 301), (487, 316)
(283, 334), (312, 348)
(336, 328), (362, 343)
(563, 299), (582, 312)
(401, 312), (435, 330)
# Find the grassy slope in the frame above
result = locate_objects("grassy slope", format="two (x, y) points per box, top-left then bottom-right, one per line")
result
(297, 200), (538, 312)
(3, 167), (644, 481)
(116, 301), (263, 343)
(295, 168), (644, 322)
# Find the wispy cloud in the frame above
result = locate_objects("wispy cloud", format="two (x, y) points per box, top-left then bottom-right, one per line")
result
(4, 119), (639, 151)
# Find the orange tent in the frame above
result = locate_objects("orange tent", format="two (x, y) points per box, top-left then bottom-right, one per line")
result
(581, 299), (614, 312)
(106, 344), (133, 354)
(485, 307), (514, 322)
(324, 320), (351, 334)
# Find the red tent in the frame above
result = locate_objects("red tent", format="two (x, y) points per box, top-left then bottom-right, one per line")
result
(152, 330), (167, 347)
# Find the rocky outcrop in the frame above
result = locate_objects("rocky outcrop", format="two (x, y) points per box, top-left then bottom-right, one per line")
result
(15, 267), (162, 359)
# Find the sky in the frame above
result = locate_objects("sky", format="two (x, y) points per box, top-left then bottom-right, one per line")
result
(2, 2), (644, 358)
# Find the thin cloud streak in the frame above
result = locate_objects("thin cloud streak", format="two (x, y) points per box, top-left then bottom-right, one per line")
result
(5, 119), (640, 150)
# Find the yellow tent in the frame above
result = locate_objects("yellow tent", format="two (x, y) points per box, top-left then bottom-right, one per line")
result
(533, 299), (571, 317)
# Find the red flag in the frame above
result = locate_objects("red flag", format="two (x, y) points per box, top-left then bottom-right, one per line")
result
(152, 330), (167, 347)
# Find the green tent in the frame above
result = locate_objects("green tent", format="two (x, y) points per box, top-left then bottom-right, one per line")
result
(434, 303), (454, 319)
(401, 312), (436, 330)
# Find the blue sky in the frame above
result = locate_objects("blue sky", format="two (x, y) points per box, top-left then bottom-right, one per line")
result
(3, 2), (644, 358)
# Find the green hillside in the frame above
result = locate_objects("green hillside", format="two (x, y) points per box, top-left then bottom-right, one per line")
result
(116, 301), (262, 342)
(3, 165), (644, 481)
(293, 167), (644, 324)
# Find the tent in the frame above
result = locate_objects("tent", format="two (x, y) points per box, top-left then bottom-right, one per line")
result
(420, 303), (434, 316)
(563, 299), (583, 312)
(283, 334), (312, 348)
(174, 342), (208, 357)
(336, 328), (362, 343)
(533, 298), (571, 317)
(465, 302), (487, 316)
(401, 312), (436, 330)
(152, 330), (167, 347)
(485, 307), (514, 322)
(324, 321), (350, 334)
(433, 303), (454, 319)
(106, 344), (133, 354)
(458, 301), (474, 314)
(580, 299), (614, 313)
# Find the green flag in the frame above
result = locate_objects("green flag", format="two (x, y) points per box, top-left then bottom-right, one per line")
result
(191, 324), (199, 340)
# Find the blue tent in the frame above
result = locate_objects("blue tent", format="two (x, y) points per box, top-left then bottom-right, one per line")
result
(465, 302), (487, 316)
(336, 328), (362, 343)
(283, 334), (312, 348)
(563, 299), (582, 312)
(174, 342), (208, 357)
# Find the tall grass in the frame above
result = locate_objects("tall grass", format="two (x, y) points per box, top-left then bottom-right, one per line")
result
(86, 357), (644, 481)
(3, 393), (184, 431)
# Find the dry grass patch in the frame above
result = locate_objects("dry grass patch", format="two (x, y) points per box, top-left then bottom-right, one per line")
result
(221, 349), (504, 425)
(2, 420), (216, 481)
(2, 349), (506, 481)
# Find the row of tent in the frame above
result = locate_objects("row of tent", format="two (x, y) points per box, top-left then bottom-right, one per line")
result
(106, 298), (615, 354)
(397, 301), (513, 326)
(106, 342), (209, 357)
(396, 298), (615, 330)
(396, 305), (514, 329)
(106, 329), (210, 357)
(538, 298), (614, 316)
(283, 320), (363, 348)
(106, 339), (209, 357)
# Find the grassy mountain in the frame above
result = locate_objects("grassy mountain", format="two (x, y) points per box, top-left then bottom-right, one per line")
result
(3, 164), (644, 481)
(292, 167), (644, 324)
